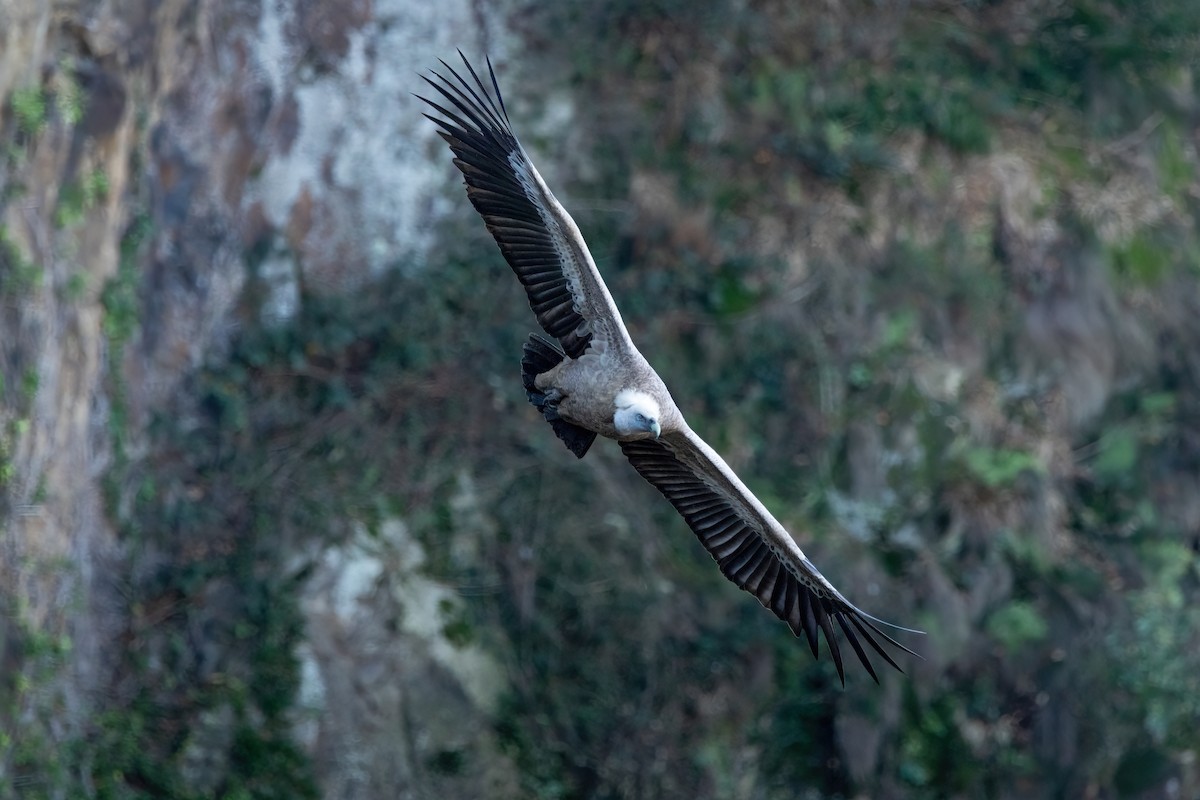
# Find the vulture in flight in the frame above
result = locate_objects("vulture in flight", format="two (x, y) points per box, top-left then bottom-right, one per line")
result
(419, 54), (919, 683)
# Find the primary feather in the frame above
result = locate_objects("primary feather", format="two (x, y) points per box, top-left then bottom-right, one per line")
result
(419, 54), (633, 360)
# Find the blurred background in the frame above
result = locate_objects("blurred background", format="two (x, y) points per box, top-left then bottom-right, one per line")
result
(3, 1), (1200, 798)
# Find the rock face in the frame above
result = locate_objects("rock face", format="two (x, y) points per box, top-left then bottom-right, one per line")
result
(4, 2), (1200, 799)
(1, 0), (520, 796)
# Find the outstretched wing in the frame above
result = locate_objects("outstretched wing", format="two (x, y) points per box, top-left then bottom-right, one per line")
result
(418, 54), (632, 360)
(622, 426), (919, 683)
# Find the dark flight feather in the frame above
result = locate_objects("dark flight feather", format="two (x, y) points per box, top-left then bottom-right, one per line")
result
(622, 434), (917, 684)
(418, 55), (591, 358)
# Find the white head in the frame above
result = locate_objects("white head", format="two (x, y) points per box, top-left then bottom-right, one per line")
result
(613, 389), (662, 439)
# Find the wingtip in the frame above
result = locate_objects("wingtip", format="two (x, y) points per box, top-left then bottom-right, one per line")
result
(857, 607), (927, 637)
(485, 54), (509, 122)
(837, 613), (881, 684)
(816, 608), (847, 686)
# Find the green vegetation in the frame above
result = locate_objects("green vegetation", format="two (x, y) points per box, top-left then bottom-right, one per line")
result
(0, 225), (41, 296)
(0, 228), (41, 495)
(101, 213), (149, 346)
(99, 211), (152, 471)
(0, 599), (75, 796)
(490, 2), (1200, 797)
(986, 600), (1050, 651)
(5, 1), (1200, 797)
(55, 169), (109, 228)
(957, 445), (1043, 489)
(53, 64), (85, 127)
(10, 86), (46, 135)
(1110, 229), (1176, 286)
(77, 241), (543, 797)
(64, 270), (88, 301)
(8, 61), (87, 139)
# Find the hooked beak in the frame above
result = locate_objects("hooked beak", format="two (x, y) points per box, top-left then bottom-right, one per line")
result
(649, 419), (661, 439)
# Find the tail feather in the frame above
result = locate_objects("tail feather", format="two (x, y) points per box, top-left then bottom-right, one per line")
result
(521, 334), (597, 459)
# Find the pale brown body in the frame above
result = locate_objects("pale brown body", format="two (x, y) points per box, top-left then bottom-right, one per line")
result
(535, 349), (681, 440)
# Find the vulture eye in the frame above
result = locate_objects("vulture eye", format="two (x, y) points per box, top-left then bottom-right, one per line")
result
(635, 413), (647, 423)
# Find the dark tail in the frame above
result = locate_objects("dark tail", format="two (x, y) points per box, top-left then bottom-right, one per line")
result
(521, 334), (597, 459)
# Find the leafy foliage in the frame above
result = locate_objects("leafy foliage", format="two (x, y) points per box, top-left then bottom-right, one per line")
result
(9, 0), (1200, 797)
(0, 225), (41, 296)
(498, 1), (1200, 798)
(9, 86), (46, 135)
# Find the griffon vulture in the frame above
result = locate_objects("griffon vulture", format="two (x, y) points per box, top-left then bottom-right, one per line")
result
(419, 54), (919, 682)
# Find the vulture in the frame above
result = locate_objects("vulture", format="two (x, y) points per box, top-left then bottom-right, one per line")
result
(419, 54), (919, 683)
